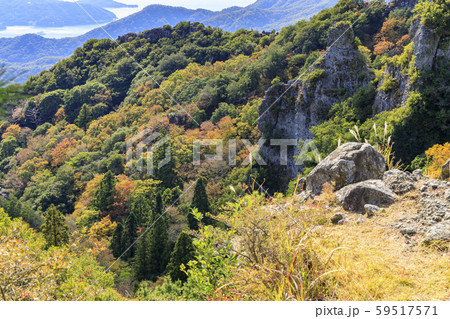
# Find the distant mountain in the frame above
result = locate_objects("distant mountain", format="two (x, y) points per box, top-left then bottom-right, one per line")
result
(82, 0), (339, 39)
(79, 0), (138, 9)
(0, 0), (117, 27)
(0, 0), (339, 83)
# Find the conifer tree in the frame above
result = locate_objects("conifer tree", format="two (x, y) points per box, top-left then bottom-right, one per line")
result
(75, 103), (92, 131)
(146, 193), (170, 281)
(130, 194), (152, 226)
(110, 222), (124, 258)
(189, 178), (210, 229)
(191, 178), (210, 213)
(94, 170), (116, 213)
(122, 212), (138, 260)
(133, 194), (170, 282)
(41, 204), (69, 249)
(133, 229), (150, 282)
(167, 232), (195, 283)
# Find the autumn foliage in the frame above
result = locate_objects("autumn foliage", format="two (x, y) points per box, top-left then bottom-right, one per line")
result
(425, 142), (450, 179)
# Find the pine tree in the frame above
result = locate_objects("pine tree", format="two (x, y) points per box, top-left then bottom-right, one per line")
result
(167, 232), (195, 283)
(41, 204), (69, 249)
(133, 194), (170, 282)
(110, 222), (124, 258)
(191, 178), (210, 213)
(94, 170), (116, 213)
(146, 193), (170, 281)
(133, 229), (150, 282)
(189, 178), (210, 229)
(75, 103), (92, 132)
(122, 212), (138, 260)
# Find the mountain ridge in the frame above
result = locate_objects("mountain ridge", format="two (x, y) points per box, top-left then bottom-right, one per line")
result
(0, 0), (338, 83)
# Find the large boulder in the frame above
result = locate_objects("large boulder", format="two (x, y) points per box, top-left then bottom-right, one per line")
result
(306, 143), (386, 194)
(383, 169), (415, 194)
(423, 221), (450, 244)
(440, 159), (450, 180)
(336, 180), (397, 212)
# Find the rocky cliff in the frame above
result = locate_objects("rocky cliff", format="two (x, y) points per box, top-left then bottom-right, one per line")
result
(373, 17), (450, 113)
(259, 22), (371, 187)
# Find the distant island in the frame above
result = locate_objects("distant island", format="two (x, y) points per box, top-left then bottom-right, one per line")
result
(0, 0), (117, 28)
(79, 0), (138, 9)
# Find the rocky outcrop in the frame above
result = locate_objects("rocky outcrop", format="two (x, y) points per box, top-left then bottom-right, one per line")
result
(259, 22), (371, 188)
(388, 0), (418, 10)
(306, 143), (385, 194)
(383, 169), (415, 194)
(336, 180), (397, 212)
(417, 179), (450, 224)
(0, 187), (10, 200)
(440, 159), (450, 180)
(373, 18), (450, 114)
(423, 221), (450, 244)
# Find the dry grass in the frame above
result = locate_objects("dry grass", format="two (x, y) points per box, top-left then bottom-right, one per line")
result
(311, 195), (450, 301)
(216, 183), (450, 301)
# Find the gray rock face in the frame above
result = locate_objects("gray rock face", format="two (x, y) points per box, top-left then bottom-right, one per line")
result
(440, 159), (450, 180)
(373, 62), (412, 114)
(306, 143), (386, 194)
(423, 221), (450, 244)
(336, 180), (397, 212)
(410, 19), (441, 72)
(383, 169), (415, 194)
(258, 22), (371, 188)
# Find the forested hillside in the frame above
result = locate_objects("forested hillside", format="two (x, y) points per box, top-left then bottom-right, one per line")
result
(0, 0), (449, 301)
(0, 0), (338, 83)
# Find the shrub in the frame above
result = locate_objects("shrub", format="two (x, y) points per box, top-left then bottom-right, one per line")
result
(307, 69), (326, 87)
(413, 0), (450, 35)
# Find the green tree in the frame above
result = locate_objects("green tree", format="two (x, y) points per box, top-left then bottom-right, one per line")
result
(122, 211), (138, 260)
(191, 178), (210, 214)
(110, 222), (124, 258)
(167, 232), (195, 283)
(189, 178), (210, 230)
(107, 153), (124, 175)
(130, 194), (152, 226)
(75, 103), (92, 131)
(0, 136), (18, 158)
(414, 0), (450, 35)
(40, 204), (69, 249)
(37, 90), (64, 124)
(94, 171), (116, 213)
(134, 194), (170, 282)
(133, 229), (151, 282)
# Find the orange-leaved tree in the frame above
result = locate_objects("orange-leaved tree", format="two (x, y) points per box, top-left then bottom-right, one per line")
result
(424, 142), (450, 179)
